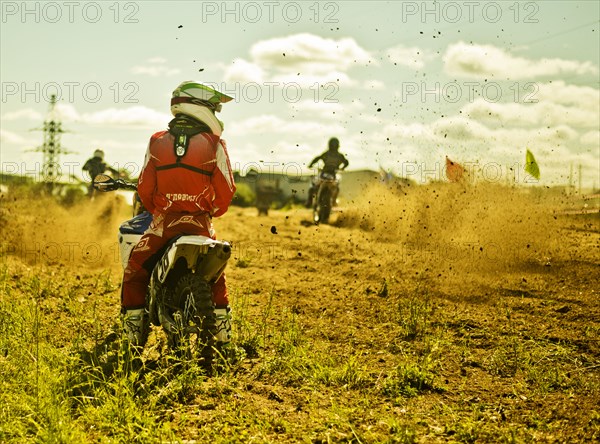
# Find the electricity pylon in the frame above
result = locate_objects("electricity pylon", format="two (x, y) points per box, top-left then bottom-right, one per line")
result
(30, 94), (74, 185)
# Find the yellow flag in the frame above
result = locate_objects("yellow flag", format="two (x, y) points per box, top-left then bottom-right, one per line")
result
(525, 149), (540, 180)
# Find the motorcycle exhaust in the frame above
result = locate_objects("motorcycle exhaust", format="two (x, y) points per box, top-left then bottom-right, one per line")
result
(195, 243), (231, 282)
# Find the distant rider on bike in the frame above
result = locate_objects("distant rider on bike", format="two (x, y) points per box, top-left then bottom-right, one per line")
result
(306, 137), (349, 208)
(82, 149), (119, 197)
(121, 81), (236, 349)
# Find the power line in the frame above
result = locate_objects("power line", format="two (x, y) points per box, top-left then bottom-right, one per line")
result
(524, 19), (599, 46)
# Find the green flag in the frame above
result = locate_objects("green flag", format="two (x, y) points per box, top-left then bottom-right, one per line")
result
(525, 149), (540, 180)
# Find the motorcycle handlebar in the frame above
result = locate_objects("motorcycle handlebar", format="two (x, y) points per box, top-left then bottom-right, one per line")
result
(115, 179), (138, 191)
(93, 174), (137, 192)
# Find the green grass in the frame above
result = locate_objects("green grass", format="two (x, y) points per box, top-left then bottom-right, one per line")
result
(0, 268), (87, 442)
(1, 262), (599, 442)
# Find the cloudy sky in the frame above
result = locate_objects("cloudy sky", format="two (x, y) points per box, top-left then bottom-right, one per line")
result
(1, 1), (599, 188)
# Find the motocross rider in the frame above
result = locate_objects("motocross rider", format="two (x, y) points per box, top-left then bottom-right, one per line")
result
(121, 81), (236, 350)
(306, 137), (349, 208)
(82, 149), (119, 197)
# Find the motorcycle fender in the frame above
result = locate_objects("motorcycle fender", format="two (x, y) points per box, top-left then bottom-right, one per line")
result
(155, 236), (230, 285)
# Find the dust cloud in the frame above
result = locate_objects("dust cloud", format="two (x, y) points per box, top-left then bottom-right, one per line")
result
(337, 182), (564, 276)
(0, 192), (128, 270)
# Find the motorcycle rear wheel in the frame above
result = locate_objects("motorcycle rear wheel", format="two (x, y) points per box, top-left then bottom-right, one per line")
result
(314, 186), (332, 225)
(168, 273), (216, 368)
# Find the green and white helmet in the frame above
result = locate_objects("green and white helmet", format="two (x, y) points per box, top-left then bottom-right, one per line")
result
(171, 81), (233, 136)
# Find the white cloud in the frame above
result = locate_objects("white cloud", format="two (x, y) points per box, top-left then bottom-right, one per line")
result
(131, 65), (181, 77)
(85, 138), (142, 150)
(250, 33), (373, 72)
(0, 128), (28, 144)
(221, 33), (374, 89)
(537, 81), (600, 111)
(131, 57), (181, 77)
(50, 103), (171, 128)
(461, 97), (599, 128)
(289, 99), (365, 120)
(271, 71), (356, 88)
(580, 130), (600, 146)
(285, 98), (385, 129)
(55, 103), (81, 121)
(431, 116), (490, 141)
(381, 115), (584, 157)
(1, 108), (42, 121)
(376, 114), (598, 186)
(223, 58), (265, 83)
(433, 116), (579, 148)
(222, 62), (356, 90)
(385, 44), (437, 69)
(382, 121), (436, 144)
(443, 42), (599, 79)
(228, 114), (347, 137)
(456, 81), (600, 130)
(82, 106), (171, 128)
(147, 57), (167, 64)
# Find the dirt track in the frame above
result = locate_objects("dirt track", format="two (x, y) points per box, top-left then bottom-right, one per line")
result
(1, 183), (599, 442)
(219, 189), (600, 441)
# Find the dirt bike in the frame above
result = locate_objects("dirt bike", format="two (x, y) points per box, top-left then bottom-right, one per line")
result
(313, 172), (339, 225)
(93, 174), (232, 368)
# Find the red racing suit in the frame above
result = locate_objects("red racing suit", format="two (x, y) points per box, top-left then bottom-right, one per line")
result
(121, 128), (236, 310)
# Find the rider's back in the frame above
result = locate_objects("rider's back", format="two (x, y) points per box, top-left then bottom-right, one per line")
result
(138, 131), (234, 216)
(316, 150), (348, 175)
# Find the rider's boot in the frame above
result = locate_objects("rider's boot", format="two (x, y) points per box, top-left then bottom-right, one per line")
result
(214, 305), (232, 346)
(332, 187), (339, 207)
(305, 186), (315, 208)
(122, 308), (148, 350)
(214, 305), (244, 364)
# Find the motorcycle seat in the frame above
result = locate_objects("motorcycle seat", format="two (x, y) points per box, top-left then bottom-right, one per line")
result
(119, 211), (153, 235)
